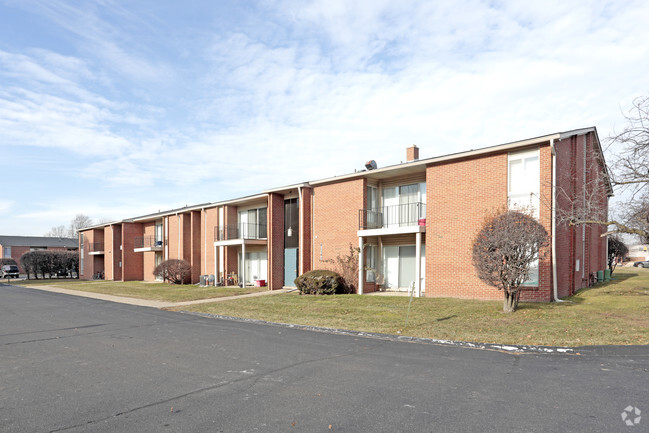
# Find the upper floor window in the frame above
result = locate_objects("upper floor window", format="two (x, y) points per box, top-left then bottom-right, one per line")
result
(508, 149), (539, 217)
(508, 148), (540, 285)
(238, 207), (267, 239)
(3, 246), (10, 258)
(382, 182), (426, 227)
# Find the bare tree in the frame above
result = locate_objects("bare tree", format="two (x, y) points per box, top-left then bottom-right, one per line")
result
(472, 209), (549, 313)
(153, 259), (191, 284)
(68, 214), (93, 237)
(607, 236), (628, 275)
(609, 96), (649, 194)
(44, 225), (67, 238)
(552, 96), (649, 242)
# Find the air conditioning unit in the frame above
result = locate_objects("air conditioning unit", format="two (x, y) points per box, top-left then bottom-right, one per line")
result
(365, 160), (377, 170)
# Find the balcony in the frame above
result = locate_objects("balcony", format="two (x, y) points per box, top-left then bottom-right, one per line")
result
(358, 202), (426, 235)
(214, 223), (267, 246)
(89, 242), (105, 255)
(134, 236), (165, 252)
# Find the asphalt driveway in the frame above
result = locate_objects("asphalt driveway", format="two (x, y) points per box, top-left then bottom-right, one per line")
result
(1, 283), (647, 432)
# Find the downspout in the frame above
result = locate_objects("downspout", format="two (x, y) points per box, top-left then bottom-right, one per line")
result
(202, 208), (206, 275)
(177, 213), (180, 259)
(298, 186), (303, 276)
(551, 139), (564, 302)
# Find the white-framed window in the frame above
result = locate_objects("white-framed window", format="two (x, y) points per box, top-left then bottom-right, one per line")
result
(365, 245), (377, 283)
(382, 182), (426, 227)
(3, 246), (11, 258)
(509, 148), (540, 285)
(155, 222), (163, 246)
(508, 148), (540, 217)
(366, 186), (379, 228)
(524, 255), (539, 286)
(238, 207), (267, 239)
(79, 234), (84, 276)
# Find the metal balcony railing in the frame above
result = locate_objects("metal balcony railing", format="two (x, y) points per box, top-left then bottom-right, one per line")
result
(214, 223), (267, 241)
(134, 236), (165, 249)
(89, 242), (105, 252)
(359, 202), (426, 230)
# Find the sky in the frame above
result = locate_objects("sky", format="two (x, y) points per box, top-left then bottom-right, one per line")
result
(1, 0), (648, 236)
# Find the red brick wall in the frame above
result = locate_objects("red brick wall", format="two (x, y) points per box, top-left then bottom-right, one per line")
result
(554, 132), (608, 295)
(535, 144), (553, 302)
(142, 222), (156, 282)
(168, 215), (180, 260)
(6, 245), (29, 274)
(300, 187), (312, 275)
(182, 213), (191, 264)
(425, 146), (553, 302)
(426, 153), (508, 300)
(190, 210), (201, 283)
(105, 225), (122, 281)
(311, 178), (364, 277)
(121, 223), (143, 281)
(203, 207), (219, 276)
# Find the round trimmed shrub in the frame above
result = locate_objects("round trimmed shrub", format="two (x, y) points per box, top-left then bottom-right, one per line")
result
(294, 270), (347, 295)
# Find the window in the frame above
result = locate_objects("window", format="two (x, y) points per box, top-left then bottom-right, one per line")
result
(79, 234), (84, 276)
(366, 186), (380, 228)
(238, 207), (267, 239)
(509, 149), (540, 285)
(508, 149), (540, 217)
(3, 246), (10, 258)
(382, 182), (426, 227)
(365, 245), (377, 283)
(155, 223), (163, 246)
(238, 251), (268, 284)
(382, 244), (425, 289)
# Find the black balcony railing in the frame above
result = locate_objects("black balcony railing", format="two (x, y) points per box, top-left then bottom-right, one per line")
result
(359, 202), (426, 230)
(214, 223), (267, 241)
(89, 242), (105, 252)
(134, 236), (165, 249)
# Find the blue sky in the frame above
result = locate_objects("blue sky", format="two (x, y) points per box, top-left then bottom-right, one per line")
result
(1, 0), (648, 235)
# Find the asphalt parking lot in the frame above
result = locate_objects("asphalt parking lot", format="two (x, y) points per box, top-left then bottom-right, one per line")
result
(1, 283), (647, 432)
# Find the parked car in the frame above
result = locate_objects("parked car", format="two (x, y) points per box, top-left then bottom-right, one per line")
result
(633, 261), (649, 268)
(0, 264), (19, 278)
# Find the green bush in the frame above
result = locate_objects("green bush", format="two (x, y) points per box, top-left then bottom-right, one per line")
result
(294, 270), (348, 295)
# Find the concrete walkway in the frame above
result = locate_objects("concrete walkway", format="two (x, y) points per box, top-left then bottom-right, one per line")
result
(12, 283), (293, 309)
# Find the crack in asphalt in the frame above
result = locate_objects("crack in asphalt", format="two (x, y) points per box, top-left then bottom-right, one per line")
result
(1, 316), (205, 346)
(47, 341), (386, 432)
(0, 323), (107, 338)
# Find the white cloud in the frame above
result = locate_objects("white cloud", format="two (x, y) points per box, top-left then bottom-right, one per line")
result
(2, 0), (649, 234)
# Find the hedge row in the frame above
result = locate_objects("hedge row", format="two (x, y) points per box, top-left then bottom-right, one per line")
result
(20, 251), (79, 279)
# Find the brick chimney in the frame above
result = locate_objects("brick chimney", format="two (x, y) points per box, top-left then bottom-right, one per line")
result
(406, 145), (419, 162)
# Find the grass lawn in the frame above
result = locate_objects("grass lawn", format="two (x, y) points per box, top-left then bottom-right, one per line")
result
(172, 268), (649, 347)
(14, 279), (267, 303)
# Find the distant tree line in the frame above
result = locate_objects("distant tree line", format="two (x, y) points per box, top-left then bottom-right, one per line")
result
(44, 214), (96, 238)
(20, 251), (79, 279)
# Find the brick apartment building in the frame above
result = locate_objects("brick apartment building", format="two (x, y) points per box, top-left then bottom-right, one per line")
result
(79, 127), (611, 301)
(0, 235), (78, 273)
